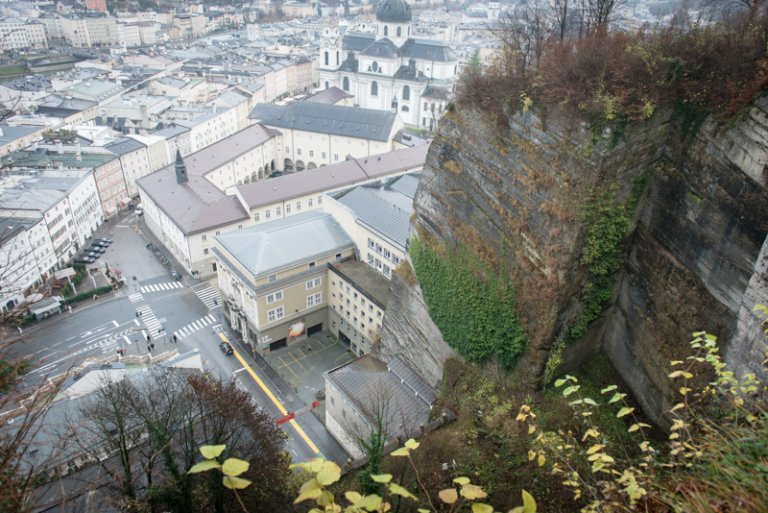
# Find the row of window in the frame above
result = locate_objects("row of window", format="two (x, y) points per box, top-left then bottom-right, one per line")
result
(253, 196), (322, 222)
(266, 292), (323, 324)
(285, 147), (326, 159)
(368, 254), (392, 277)
(367, 238), (400, 265)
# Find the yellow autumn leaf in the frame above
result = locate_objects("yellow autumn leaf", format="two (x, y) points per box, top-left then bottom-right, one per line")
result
(199, 444), (226, 459)
(222, 476), (252, 490)
(472, 503), (494, 513)
(221, 458), (249, 477)
(438, 488), (458, 504)
(460, 484), (488, 500)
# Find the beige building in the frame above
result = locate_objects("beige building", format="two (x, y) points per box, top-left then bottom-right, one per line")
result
(249, 102), (403, 170)
(214, 211), (356, 353)
(327, 260), (389, 357)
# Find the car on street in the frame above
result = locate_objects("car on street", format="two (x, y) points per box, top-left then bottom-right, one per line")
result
(83, 251), (100, 259)
(219, 341), (233, 355)
(91, 240), (109, 249)
(74, 256), (95, 264)
(96, 237), (113, 245)
(170, 267), (180, 280)
(88, 245), (106, 254)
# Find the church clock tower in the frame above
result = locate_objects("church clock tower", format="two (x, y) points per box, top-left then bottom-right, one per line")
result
(318, 26), (341, 71)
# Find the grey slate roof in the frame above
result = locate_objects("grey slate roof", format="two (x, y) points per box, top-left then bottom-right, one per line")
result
(401, 38), (458, 62)
(335, 185), (412, 249)
(360, 38), (400, 58)
(422, 85), (452, 100)
(306, 86), (354, 105)
(0, 124), (40, 146)
(215, 211), (354, 278)
(105, 137), (146, 156)
(136, 124), (279, 235)
(343, 32), (375, 52)
(392, 65), (428, 82)
(329, 259), (390, 309)
(249, 102), (397, 142)
(388, 355), (438, 404)
(333, 172), (420, 249)
(326, 354), (434, 439)
(237, 144), (428, 209)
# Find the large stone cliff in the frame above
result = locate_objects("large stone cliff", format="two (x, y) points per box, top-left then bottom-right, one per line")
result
(379, 98), (768, 426)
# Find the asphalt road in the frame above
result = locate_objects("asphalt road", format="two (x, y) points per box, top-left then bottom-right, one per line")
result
(7, 211), (348, 464)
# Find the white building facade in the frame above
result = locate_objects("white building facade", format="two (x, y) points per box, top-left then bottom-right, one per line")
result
(317, 0), (459, 132)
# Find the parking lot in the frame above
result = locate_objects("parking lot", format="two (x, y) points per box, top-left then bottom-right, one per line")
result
(265, 332), (355, 416)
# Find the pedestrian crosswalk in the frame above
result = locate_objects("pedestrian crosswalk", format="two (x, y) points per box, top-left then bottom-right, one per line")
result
(140, 282), (183, 294)
(136, 305), (163, 336)
(128, 292), (144, 304)
(173, 314), (217, 340)
(192, 283), (221, 310)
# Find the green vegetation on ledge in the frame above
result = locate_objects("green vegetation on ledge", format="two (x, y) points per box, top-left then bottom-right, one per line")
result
(409, 237), (526, 369)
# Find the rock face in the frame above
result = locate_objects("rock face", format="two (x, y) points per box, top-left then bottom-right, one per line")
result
(380, 98), (768, 425)
(377, 271), (456, 387)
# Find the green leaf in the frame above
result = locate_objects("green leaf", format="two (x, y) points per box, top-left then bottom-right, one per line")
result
(294, 479), (322, 504)
(583, 398), (598, 406)
(562, 385), (580, 397)
(358, 494), (382, 511)
(317, 490), (335, 507)
(522, 489), (537, 513)
(600, 385), (618, 394)
(460, 484), (488, 500)
(616, 407), (635, 418)
(222, 476), (252, 490)
(389, 483), (417, 500)
(390, 447), (410, 457)
(453, 476), (471, 485)
(199, 444), (226, 459)
(554, 378), (567, 388)
(371, 473), (393, 483)
(345, 491), (362, 503)
(438, 488), (458, 504)
(608, 393), (626, 404)
(188, 460), (220, 474)
(472, 503), (493, 513)
(221, 458), (249, 477)
(316, 461), (341, 486)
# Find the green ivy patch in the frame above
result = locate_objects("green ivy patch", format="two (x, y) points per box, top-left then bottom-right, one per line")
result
(409, 238), (526, 369)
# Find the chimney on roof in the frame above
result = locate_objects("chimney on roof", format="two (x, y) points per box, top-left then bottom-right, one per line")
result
(57, 141), (63, 155)
(408, 58), (416, 74)
(175, 149), (188, 184)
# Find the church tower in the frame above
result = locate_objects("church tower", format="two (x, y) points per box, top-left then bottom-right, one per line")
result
(375, 0), (412, 48)
(318, 26), (342, 74)
(175, 149), (188, 184)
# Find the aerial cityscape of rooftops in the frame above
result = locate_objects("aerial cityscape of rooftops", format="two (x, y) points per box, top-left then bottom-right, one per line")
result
(0, 0), (749, 511)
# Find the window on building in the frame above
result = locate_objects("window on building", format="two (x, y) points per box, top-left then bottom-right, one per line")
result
(286, 204), (291, 214)
(265, 209), (271, 220)
(392, 255), (400, 265)
(334, 154), (339, 161)
(397, 26), (402, 37)
(318, 195), (323, 204)
(324, 51), (329, 65)
(297, 148), (302, 156)
(367, 253), (374, 265)
(336, 253), (342, 261)
(267, 306), (284, 322)
(203, 248), (209, 255)
(268, 274), (277, 282)
(308, 261), (316, 270)
(402, 105), (410, 112)
(321, 152), (327, 159)
(307, 292), (322, 307)
(202, 234), (207, 241)
(285, 146), (290, 153)
(383, 265), (391, 277)
(342, 76), (349, 91)
(309, 150), (314, 157)
(384, 248), (391, 259)
(296, 201), (302, 211)
(375, 258), (383, 270)
(266, 290), (283, 303)
(276, 206), (281, 216)
(375, 243), (382, 254)
(308, 198), (313, 207)
(368, 238), (375, 249)
(371, 81), (378, 96)
(306, 277), (321, 289)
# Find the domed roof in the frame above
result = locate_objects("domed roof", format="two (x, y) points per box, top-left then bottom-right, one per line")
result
(376, 0), (412, 23)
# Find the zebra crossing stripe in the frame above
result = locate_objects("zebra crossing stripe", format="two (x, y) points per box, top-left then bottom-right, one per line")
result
(173, 314), (217, 340)
(129, 293), (144, 303)
(140, 282), (183, 294)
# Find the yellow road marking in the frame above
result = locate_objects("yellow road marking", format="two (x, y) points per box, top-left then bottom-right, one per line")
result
(218, 333), (320, 455)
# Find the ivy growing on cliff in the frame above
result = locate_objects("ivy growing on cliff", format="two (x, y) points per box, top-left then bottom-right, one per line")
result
(409, 238), (526, 369)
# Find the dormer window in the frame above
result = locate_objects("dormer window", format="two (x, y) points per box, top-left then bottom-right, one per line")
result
(384, 26), (388, 36)
(372, 61), (379, 72)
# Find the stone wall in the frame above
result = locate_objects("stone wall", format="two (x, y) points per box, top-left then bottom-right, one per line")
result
(388, 96), (768, 425)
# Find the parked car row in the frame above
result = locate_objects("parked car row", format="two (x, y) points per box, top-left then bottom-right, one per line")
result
(73, 237), (113, 264)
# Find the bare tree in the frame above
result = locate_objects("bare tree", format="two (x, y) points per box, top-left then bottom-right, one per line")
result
(584, 0), (625, 33)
